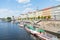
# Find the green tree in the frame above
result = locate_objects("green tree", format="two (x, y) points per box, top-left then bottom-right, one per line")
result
(41, 16), (44, 20)
(44, 16), (46, 19)
(18, 18), (21, 20)
(33, 17), (35, 20)
(6, 17), (12, 22)
(46, 16), (51, 20)
(48, 16), (51, 19)
(38, 16), (40, 19)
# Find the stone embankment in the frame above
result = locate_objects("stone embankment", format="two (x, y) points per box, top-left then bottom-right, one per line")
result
(33, 20), (60, 38)
(36, 20), (60, 33)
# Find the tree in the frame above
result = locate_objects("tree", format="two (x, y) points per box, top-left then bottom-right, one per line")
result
(46, 16), (51, 20)
(33, 17), (35, 20)
(43, 16), (46, 19)
(48, 16), (51, 19)
(6, 17), (12, 22)
(41, 16), (44, 20)
(18, 18), (21, 20)
(38, 16), (40, 19)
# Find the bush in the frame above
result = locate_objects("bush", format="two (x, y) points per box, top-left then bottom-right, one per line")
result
(6, 17), (12, 22)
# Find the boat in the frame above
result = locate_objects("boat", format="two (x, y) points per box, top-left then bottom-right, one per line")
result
(19, 22), (25, 28)
(19, 22), (59, 40)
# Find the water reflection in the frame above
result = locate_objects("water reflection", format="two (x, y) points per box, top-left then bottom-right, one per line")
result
(0, 22), (33, 40)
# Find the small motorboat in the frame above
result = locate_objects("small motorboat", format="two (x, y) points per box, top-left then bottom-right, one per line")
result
(19, 22), (24, 28)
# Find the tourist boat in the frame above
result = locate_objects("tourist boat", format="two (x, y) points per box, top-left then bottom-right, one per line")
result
(19, 22), (59, 40)
(24, 24), (59, 40)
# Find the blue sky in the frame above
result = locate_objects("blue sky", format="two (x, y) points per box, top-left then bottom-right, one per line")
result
(0, 0), (60, 18)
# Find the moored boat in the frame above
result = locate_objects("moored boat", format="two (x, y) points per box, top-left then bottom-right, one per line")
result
(24, 24), (59, 40)
(19, 22), (59, 40)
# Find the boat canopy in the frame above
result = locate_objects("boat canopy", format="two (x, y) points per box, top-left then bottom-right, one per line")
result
(24, 24), (27, 27)
(24, 24), (35, 30)
(37, 28), (45, 33)
(24, 24), (45, 32)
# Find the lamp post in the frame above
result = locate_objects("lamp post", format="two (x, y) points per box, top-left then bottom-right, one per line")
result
(54, 15), (56, 20)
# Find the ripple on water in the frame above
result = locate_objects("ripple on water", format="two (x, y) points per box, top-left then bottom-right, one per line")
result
(0, 22), (34, 40)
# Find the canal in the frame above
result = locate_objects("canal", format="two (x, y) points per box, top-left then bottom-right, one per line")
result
(0, 21), (33, 40)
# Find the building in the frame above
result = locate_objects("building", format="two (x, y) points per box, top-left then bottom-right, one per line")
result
(41, 8), (51, 16)
(19, 5), (60, 21)
(51, 5), (60, 20)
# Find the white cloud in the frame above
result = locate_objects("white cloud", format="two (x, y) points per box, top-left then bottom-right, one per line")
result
(23, 3), (32, 7)
(0, 9), (20, 18)
(16, 0), (30, 3)
(22, 8), (35, 13)
(0, 8), (35, 18)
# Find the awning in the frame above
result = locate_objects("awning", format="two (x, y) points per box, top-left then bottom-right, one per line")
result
(37, 28), (45, 32)
(24, 24), (35, 30)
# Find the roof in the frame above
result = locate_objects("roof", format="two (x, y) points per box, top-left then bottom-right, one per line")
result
(20, 5), (60, 15)
(40, 5), (60, 11)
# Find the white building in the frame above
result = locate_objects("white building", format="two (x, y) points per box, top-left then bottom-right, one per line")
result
(18, 5), (60, 20)
(51, 5), (60, 20)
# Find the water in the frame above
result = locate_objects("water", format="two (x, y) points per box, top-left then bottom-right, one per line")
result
(0, 21), (33, 40)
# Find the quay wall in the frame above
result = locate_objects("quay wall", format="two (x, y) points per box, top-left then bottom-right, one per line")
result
(37, 20), (60, 33)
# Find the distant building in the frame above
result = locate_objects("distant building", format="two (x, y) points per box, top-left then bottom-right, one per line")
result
(12, 16), (16, 21)
(19, 5), (60, 20)
(40, 7), (51, 16)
